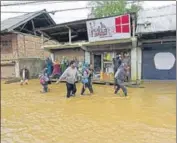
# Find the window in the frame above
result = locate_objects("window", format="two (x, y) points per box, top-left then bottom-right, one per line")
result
(1, 40), (12, 49)
(115, 15), (130, 33)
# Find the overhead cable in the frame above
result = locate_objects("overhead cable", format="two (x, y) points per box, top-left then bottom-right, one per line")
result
(1, 6), (94, 14)
(1, 1), (69, 6)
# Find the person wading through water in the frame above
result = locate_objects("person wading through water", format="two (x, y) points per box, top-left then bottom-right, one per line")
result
(20, 65), (29, 85)
(114, 63), (128, 96)
(56, 60), (79, 98)
(113, 54), (122, 89)
(81, 64), (94, 95)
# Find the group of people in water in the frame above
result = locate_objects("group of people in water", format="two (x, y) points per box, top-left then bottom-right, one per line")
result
(38, 59), (94, 98)
(20, 53), (130, 98)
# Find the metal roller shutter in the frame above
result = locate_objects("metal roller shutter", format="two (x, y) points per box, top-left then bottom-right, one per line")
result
(142, 42), (176, 80)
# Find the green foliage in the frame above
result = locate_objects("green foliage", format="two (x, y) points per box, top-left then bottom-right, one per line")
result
(88, 0), (142, 18)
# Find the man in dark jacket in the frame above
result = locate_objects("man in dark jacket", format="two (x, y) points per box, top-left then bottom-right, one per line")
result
(113, 54), (122, 89)
(114, 63), (128, 96)
(113, 54), (122, 74)
(20, 65), (29, 85)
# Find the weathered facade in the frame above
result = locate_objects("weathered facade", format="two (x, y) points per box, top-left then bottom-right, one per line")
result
(38, 13), (136, 82)
(1, 33), (57, 60)
(1, 10), (59, 79)
(136, 4), (176, 80)
(1, 33), (58, 78)
(53, 48), (85, 62)
(38, 4), (176, 82)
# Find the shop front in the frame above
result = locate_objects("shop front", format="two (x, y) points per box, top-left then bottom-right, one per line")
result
(84, 13), (134, 83)
(83, 40), (132, 82)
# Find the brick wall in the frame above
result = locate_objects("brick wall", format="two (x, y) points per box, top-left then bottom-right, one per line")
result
(1, 33), (18, 60)
(1, 33), (59, 61)
(17, 33), (58, 59)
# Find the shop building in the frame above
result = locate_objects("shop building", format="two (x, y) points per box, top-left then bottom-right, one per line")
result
(1, 9), (58, 78)
(38, 19), (89, 62)
(136, 4), (176, 80)
(38, 13), (137, 82)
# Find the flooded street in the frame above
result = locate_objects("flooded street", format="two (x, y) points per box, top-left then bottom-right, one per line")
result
(1, 80), (176, 143)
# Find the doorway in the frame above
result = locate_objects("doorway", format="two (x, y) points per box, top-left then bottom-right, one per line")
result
(94, 54), (102, 73)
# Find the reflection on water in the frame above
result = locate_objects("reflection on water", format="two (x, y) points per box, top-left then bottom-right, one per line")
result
(1, 80), (176, 143)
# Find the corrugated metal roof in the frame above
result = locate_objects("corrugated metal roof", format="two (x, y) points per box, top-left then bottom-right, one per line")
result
(136, 4), (176, 34)
(1, 9), (56, 33)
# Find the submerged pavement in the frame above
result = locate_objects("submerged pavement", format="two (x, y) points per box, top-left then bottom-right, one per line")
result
(1, 80), (176, 143)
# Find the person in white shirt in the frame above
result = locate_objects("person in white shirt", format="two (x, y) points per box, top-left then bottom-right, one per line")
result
(56, 60), (79, 98)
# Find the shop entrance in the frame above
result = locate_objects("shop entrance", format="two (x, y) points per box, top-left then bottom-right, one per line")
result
(94, 54), (102, 73)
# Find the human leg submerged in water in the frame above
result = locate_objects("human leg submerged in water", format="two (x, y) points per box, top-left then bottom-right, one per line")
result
(66, 82), (77, 98)
(71, 83), (77, 96)
(66, 82), (72, 98)
(81, 81), (93, 95)
(81, 84), (86, 95)
(41, 84), (48, 93)
(114, 80), (128, 96)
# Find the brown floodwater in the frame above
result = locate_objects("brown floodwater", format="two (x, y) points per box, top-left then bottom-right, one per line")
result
(1, 80), (176, 143)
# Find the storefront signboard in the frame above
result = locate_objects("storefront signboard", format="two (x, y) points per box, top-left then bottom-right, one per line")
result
(86, 14), (131, 42)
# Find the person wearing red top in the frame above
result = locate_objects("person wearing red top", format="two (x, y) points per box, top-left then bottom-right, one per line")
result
(52, 60), (61, 79)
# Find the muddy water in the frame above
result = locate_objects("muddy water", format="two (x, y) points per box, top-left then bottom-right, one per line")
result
(1, 80), (176, 143)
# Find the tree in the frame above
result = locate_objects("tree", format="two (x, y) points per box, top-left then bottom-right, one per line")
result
(88, 0), (143, 18)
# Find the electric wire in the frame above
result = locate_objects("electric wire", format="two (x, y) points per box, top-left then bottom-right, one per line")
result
(1, 1), (71, 7)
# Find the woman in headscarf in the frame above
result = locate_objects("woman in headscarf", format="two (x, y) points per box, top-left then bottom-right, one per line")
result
(45, 57), (53, 77)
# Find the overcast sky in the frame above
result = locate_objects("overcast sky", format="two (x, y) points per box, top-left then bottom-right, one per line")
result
(1, 1), (176, 23)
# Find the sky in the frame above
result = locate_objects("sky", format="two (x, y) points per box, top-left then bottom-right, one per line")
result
(1, 1), (176, 24)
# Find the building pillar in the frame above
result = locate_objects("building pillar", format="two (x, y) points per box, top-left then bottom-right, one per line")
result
(85, 51), (91, 64)
(130, 37), (142, 83)
(51, 52), (54, 62)
(15, 60), (20, 78)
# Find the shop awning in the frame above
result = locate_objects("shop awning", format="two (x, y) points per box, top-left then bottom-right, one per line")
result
(82, 38), (132, 46)
(43, 42), (85, 50)
(43, 38), (132, 51)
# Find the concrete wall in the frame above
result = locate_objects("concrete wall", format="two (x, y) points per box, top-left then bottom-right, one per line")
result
(1, 65), (16, 78)
(85, 51), (91, 64)
(131, 47), (142, 81)
(18, 58), (45, 78)
(53, 48), (85, 62)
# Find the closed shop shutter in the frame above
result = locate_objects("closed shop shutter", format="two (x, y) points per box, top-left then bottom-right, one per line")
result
(142, 42), (176, 80)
